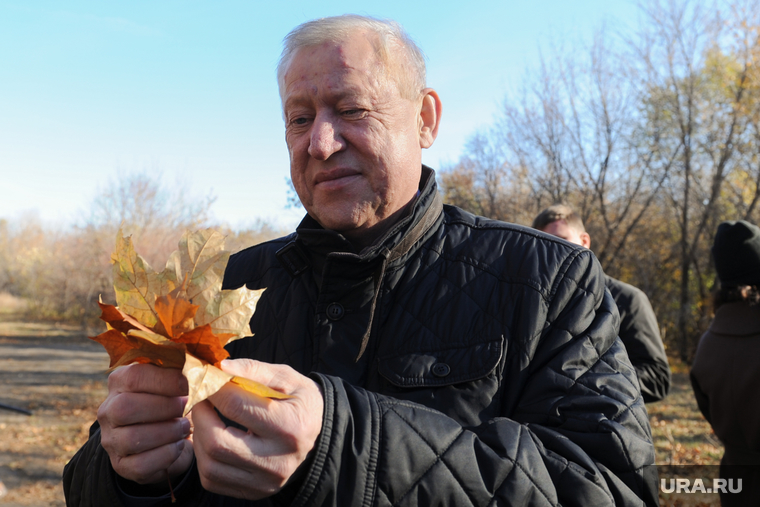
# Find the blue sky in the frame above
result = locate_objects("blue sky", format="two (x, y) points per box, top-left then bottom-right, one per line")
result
(0, 1), (638, 230)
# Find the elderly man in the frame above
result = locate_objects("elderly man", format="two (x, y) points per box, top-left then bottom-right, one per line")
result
(532, 204), (671, 403)
(64, 15), (657, 506)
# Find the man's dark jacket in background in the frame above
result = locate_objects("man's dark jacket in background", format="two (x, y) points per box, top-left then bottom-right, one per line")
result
(605, 276), (670, 403)
(63, 167), (658, 506)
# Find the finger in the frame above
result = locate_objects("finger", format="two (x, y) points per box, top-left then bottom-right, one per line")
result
(193, 399), (263, 466)
(220, 359), (294, 393)
(112, 439), (193, 485)
(215, 359), (310, 435)
(190, 399), (228, 447)
(197, 452), (283, 500)
(185, 409), (195, 442)
(207, 382), (277, 437)
(209, 372), (322, 442)
(167, 439), (195, 479)
(102, 417), (191, 456)
(100, 392), (187, 427)
(109, 363), (188, 397)
(192, 402), (289, 498)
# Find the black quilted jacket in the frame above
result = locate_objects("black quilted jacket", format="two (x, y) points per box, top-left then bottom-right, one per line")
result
(63, 167), (658, 506)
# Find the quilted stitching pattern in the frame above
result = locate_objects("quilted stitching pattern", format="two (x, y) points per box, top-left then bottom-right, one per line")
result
(372, 399), (559, 507)
(220, 195), (656, 506)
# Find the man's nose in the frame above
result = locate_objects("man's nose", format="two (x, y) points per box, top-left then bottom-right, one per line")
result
(308, 115), (344, 160)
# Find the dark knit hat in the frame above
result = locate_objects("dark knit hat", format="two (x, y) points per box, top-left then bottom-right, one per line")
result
(712, 220), (760, 287)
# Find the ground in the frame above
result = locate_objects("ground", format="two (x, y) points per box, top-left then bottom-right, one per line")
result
(0, 313), (723, 506)
(0, 316), (108, 507)
(648, 361), (723, 466)
(647, 361), (725, 506)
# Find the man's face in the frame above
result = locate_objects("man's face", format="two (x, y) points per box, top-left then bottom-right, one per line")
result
(541, 219), (591, 248)
(282, 31), (426, 244)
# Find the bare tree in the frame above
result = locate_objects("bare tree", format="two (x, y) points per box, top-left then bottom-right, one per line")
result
(460, 21), (670, 273)
(440, 0), (760, 361)
(85, 172), (215, 266)
(439, 130), (522, 222)
(629, 0), (760, 359)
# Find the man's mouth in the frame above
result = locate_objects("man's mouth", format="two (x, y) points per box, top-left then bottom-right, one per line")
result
(314, 169), (362, 186)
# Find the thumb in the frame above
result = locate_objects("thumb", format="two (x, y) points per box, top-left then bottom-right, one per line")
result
(220, 359), (311, 396)
(219, 358), (268, 380)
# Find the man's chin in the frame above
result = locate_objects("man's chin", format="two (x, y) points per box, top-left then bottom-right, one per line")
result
(308, 202), (369, 230)
(316, 218), (368, 237)
(310, 213), (384, 247)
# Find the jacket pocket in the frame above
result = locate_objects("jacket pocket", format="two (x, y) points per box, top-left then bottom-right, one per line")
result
(377, 337), (505, 426)
(378, 338), (504, 387)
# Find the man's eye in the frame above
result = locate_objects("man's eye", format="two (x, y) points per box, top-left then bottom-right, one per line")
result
(290, 117), (310, 126)
(342, 109), (365, 117)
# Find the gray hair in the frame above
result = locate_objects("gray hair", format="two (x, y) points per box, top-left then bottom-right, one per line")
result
(276, 15), (427, 103)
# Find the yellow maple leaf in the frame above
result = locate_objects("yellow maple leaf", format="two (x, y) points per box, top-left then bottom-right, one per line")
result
(93, 229), (289, 415)
(111, 232), (177, 328)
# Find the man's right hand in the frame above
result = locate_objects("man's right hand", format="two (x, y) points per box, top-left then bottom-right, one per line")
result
(97, 364), (194, 485)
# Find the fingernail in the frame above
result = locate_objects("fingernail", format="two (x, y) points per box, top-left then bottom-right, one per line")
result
(175, 440), (185, 456)
(179, 396), (189, 410)
(180, 418), (191, 437)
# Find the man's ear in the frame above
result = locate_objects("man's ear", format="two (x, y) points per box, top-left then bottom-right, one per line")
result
(418, 88), (442, 149)
(580, 232), (591, 249)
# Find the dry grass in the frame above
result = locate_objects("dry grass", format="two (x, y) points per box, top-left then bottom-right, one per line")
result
(648, 359), (723, 466)
(646, 359), (724, 506)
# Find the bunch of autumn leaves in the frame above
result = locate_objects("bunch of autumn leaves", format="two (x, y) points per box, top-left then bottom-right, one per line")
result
(92, 229), (289, 416)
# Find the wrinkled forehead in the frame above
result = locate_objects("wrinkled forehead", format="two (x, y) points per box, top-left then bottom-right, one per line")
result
(297, 35), (385, 78)
(280, 31), (413, 110)
(282, 39), (388, 106)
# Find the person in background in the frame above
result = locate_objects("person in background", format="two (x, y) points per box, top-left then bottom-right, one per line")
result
(532, 204), (671, 403)
(63, 16), (658, 506)
(691, 220), (760, 506)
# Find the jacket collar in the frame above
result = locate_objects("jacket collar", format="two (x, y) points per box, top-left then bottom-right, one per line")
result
(294, 165), (442, 267)
(289, 165), (443, 362)
(709, 301), (760, 336)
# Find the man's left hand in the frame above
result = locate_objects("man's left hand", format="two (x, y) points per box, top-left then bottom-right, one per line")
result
(191, 359), (324, 500)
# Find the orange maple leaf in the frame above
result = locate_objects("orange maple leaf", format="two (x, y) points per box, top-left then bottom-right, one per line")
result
(91, 301), (188, 369)
(154, 285), (198, 339)
(91, 229), (290, 414)
(174, 324), (229, 367)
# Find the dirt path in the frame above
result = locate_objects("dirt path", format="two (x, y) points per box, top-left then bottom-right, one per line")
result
(0, 317), (109, 507)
